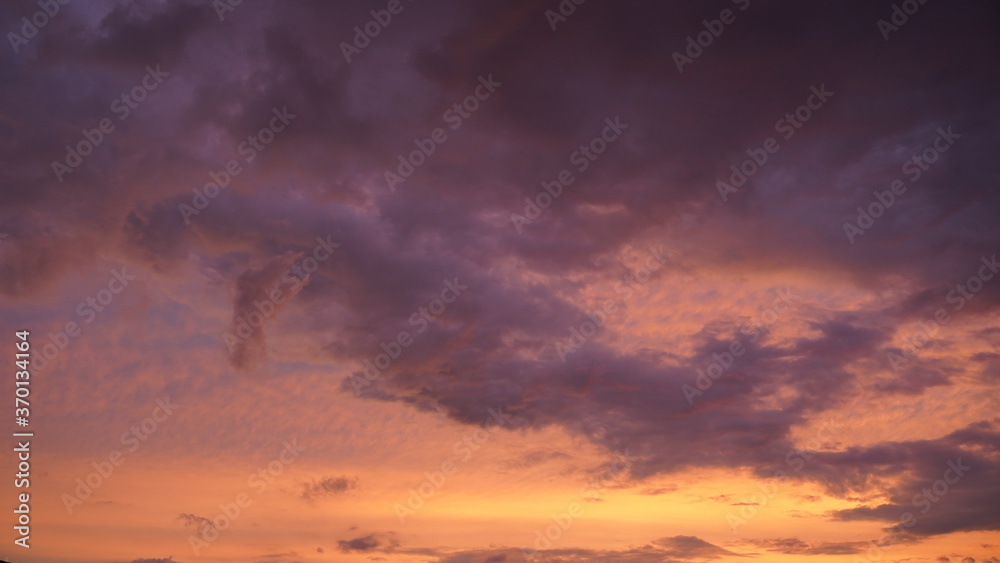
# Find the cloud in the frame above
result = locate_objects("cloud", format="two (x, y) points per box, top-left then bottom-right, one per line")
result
(226, 252), (306, 371)
(822, 421), (1000, 537)
(299, 475), (358, 500)
(741, 537), (866, 555)
(639, 485), (679, 496)
(652, 536), (746, 559)
(176, 513), (213, 532)
(443, 536), (747, 563)
(337, 532), (399, 553)
(498, 449), (572, 471)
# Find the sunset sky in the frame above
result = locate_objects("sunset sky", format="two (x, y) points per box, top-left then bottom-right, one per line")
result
(1, 0), (999, 562)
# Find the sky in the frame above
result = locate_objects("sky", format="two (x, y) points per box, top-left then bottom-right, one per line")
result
(0, 0), (999, 562)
